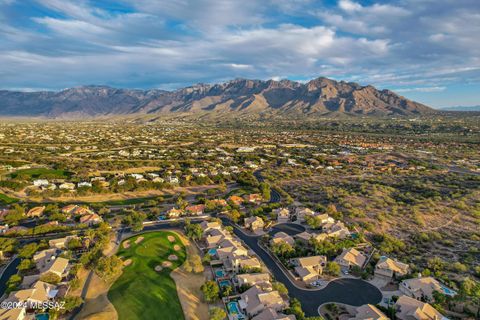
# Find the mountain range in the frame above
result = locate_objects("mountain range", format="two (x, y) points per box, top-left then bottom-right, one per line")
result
(0, 77), (435, 118)
(439, 105), (480, 112)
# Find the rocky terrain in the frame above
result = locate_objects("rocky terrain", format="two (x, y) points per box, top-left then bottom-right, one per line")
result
(0, 77), (435, 118)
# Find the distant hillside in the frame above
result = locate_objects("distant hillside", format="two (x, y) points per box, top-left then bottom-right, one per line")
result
(0, 78), (436, 118)
(439, 105), (480, 111)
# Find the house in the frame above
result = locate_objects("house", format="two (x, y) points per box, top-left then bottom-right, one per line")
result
(294, 231), (314, 244)
(59, 182), (76, 190)
(33, 179), (49, 187)
(72, 206), (94, 216)
(26, 206), (46, 218)
(395, 295), (448, 320)
(295, 207), (315, 222)
(166, 208), (183, 219)
(200, 221), (222, 234)
(43, 257), (69, 278)
(314, 213), (335, 224)
(77, 182), (92, 188)
(210, 199), (228, 207)
(335, 248), (366, 270)
(270, 232), (295, 247)
(291, 256), (327, 283)
(375, 256), (410, 279)
(0, 224), (9, 234)
(228, 195), (244, 206)
(8, 281), (58, 308)
(244, 216), (265, 234)
(49, 235), (78, 249)
(61, 204), (78, 215)
(274, 208), (290, 223)
(204, 229), (229, 248)
(185, 204), (205, 216)
(399, 277), (455, 301)
(322, 221), (351, 239)
(80, 213), (102, 226)
(237, 273), (271, 287)
(33, 248), (57, 265)
(245, 194), (262, 204)
(252, 308), (296, 320)
(348, 304), (388, 320)
(239, 284), (287, 317)
(0, 306), (26, 320)
(234, 256), (262, 273)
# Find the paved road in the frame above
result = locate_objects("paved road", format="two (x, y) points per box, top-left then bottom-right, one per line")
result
(270, 223), (305, 236)
(221, 218), (382, 316)
(0, 256), (20, 297)
(253, 169), (281, 203)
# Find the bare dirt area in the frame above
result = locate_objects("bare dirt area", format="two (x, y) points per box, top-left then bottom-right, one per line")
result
(134, 236), (144, 244)
(171, 233), (209, 320)
(75, 273), (119, 320)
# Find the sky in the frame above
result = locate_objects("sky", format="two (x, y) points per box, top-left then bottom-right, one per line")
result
(0, 0), (479, 108)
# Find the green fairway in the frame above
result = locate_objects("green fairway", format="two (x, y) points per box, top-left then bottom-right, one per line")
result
(108, 231), (186, 320)
(0, 193), (18, 204)
(9, 168), (72, 180)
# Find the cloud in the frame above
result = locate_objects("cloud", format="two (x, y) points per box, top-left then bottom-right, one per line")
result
(0, 0), (478, 109)
(338, 0), (362, 12)
(394, 86), (447, 93)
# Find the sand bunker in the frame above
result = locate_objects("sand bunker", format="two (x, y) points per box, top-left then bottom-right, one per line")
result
(168, 254), (178, 261)
(154, 265), (163, 272)
(123, 259), (132, 266)
(173, 245), (181, 251)
(167, 236), (176, 243)
(162, 261), (172, 268)
(134, 236), (144, 244)
(122, 240), (130, 249)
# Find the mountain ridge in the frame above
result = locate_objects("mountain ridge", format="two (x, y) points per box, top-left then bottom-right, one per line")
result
(0, 77), (435, 118)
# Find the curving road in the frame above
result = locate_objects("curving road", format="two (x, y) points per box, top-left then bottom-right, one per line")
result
(221, 218), (382, 316)
(253, 169), (282, 203)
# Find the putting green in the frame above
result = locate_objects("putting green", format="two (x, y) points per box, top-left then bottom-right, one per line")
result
(108, 231), (186, 320)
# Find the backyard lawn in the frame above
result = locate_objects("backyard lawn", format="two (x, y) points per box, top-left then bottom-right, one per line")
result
(108, 231), (186, 320)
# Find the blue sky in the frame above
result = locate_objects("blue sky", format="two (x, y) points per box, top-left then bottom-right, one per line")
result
(1, 0), (479, 108)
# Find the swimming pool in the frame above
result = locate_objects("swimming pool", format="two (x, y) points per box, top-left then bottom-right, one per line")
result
(219, 280), (231, 288)
(208, 248), (217, 256)
(441, 286), (457, 296)
(215, 268), (226, 278)
(227, 302), (245, 320)
(35, 314), (49, 320)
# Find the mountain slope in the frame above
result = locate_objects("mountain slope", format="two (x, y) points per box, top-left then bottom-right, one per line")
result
(0, 78), (435, 118)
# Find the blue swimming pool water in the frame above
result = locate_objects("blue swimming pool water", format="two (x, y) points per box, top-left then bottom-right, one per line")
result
(208, 248), (217, 256)
(441, 286), (456, 296)
(219, 280), (231, 287)
(35, 314), (49, 320)
(215, 269), (225, 278)
(227, 302), (240, 314)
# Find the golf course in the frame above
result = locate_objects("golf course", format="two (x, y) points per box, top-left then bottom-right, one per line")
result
(108, 231), (187, 320)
